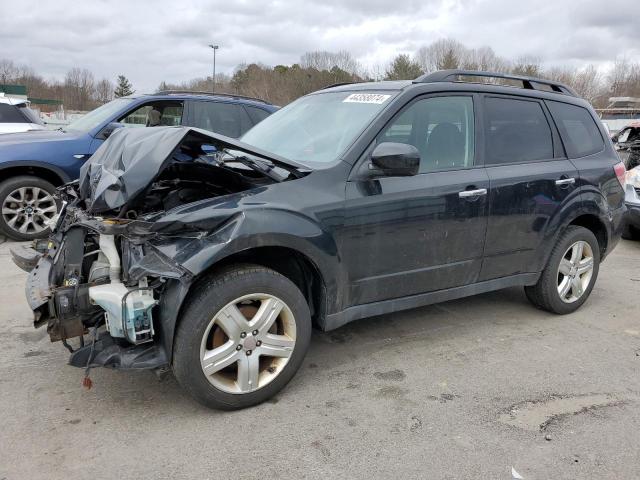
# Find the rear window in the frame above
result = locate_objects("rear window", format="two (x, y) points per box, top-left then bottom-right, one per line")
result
(0, 104), (27, 123)
(484, 96), (553, 164)
(547, 101), (604, 158)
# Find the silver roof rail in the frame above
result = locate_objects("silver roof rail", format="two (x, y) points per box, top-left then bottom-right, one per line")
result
(413, 70), (578, 97)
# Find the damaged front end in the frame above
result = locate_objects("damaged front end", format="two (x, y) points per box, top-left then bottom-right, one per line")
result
(12, 126), (308, 373)
(16, 198), (192, 371)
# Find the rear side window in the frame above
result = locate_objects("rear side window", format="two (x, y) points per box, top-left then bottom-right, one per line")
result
(190, 101), (252, 138)
(484, 97), (553, 164)
(547, 101), (604, 158)
(245, 106), (271, 125)
(0, 104), (27, 123)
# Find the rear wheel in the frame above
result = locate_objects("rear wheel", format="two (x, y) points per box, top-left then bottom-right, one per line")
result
(173, 265), (312, 410)
(621, 222), (639, 240)
(0, 176), (58, 241)
(525, 226), (600, 314)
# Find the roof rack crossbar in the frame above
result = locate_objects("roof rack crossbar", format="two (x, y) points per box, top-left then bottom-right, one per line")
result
(413, 70), (578, 97)
(154, 90), (269, 104)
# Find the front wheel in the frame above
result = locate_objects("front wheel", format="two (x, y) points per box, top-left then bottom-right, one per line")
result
(0, 176), (59, 241)
(173, 265), (312, 410)
(525, 226), (600, 314)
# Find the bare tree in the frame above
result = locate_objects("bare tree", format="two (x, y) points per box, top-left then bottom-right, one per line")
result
(64, 68), (95, 110)
(300, 51), (361, 76)
(94, 78), (114, 104)
(511, 56), (543, 77)
(0, 59), (19, 84)
(415, 38), (466, 73)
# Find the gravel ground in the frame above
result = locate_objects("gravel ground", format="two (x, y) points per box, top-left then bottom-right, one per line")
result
(0, 236), (639, 480)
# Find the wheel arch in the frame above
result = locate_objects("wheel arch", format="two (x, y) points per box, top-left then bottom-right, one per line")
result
(567, 213), (608, 257)
(0, 161), (70, 186)
(195, 246), (328, 329)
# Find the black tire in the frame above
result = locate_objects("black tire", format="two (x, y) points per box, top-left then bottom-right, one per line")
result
(0, 176), (58, 241)
(173, 264), (312, 410)
(621, 222), (639, 240)
(525, 226), (600, 314)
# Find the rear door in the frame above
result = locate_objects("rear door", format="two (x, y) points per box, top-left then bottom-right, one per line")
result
(479, 94), (579, 280)
(342, 93), (490, 306)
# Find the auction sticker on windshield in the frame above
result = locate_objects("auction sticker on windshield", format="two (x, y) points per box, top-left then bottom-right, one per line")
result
(343, 93), (391, 104)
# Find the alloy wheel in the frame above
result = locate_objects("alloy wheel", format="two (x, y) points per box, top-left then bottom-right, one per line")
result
(1, 186), (57, 235)
(199, 293), (297, 394)
(557, 240), (594, 303)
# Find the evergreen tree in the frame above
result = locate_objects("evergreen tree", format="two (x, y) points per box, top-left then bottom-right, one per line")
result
(384, 54), (423, 81)
(114, 75), (134, 97)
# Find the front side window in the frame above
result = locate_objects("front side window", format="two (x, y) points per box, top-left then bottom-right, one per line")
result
(484, 97), (553, 164)
(119, 102), (183, 128)
(547, 101), (604, 158)
(241, 91), (397, 166)
(379, 96), (475, 173)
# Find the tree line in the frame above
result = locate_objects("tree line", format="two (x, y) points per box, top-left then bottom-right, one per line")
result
(3, 38), (640, 110)
(0, 60), (134, 111)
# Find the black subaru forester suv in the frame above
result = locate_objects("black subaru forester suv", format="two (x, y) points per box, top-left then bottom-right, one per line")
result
(13, 70), (626, 409)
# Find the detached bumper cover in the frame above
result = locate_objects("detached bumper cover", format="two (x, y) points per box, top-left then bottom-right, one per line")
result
(69, 330), (168, 370)
(10, 244), (42, 273)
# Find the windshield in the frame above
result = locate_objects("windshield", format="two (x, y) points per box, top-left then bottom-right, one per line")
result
(66, 98), (133, 132)
(240, 91), (397, 165)
(17, 104), (43, 125)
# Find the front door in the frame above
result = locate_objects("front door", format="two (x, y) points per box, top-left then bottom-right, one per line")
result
(341, 94), (489, 306)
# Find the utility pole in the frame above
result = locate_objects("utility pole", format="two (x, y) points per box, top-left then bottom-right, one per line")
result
(209, 44), (219, 94)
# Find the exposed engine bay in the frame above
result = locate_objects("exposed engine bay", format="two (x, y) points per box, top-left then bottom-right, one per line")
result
(11, 126), (308, 372)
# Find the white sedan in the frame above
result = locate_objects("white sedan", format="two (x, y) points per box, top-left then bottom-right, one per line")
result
(0, 94), (45, 134)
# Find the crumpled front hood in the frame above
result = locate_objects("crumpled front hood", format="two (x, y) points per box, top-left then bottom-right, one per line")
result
(78, 126), (309, 213)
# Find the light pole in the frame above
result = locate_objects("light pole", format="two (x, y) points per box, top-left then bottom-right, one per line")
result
(209, 44), (219, 94)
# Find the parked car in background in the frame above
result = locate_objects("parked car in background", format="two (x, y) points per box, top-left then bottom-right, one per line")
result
(622, 166), (640, 239)
(12, 70), (626, 409)
(0, 94), (45, 135)
(612, 122), (640, 170)
(0, 91), (277, 240)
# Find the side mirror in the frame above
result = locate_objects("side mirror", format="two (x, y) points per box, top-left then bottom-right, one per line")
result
(98, 122), (124, 140)
(370, 142), (420, 177)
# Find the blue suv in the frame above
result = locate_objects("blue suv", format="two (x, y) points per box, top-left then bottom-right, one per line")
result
(0, 91), (277, 240)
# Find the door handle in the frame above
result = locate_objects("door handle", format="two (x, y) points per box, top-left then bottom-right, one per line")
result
(458, 188), (487, 198)
(555, 177), (575, 186)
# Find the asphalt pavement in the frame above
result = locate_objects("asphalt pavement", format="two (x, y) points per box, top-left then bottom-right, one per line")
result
(0, 235), (639, 480)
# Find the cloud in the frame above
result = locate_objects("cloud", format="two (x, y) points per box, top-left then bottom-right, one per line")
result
(0, 0), (638, 92)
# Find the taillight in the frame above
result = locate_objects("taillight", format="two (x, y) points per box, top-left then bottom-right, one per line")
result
(614, 162), (626, 188)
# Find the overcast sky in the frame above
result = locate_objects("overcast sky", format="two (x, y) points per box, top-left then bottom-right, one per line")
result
(1, 0), (638, 92)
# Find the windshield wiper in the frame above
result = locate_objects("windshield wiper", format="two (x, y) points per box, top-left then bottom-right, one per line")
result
(216, 150), (294, 182)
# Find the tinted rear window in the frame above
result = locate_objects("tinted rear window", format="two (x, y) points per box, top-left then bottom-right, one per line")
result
(190, 101), (250, 138)
(0, 104), (27, 123)
(547, 101), (604, 158)
(245, 106), (271, 124)
(484, 97), (553, 164)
